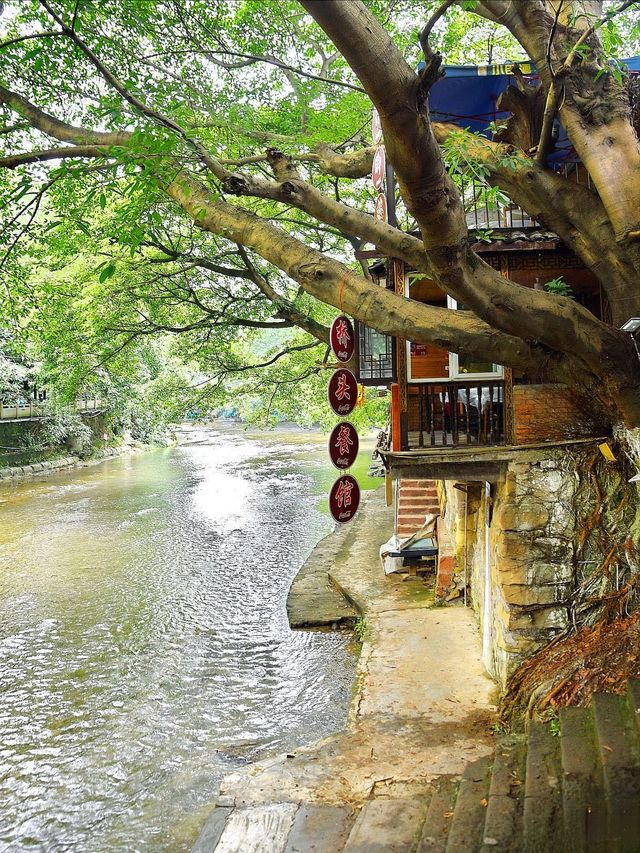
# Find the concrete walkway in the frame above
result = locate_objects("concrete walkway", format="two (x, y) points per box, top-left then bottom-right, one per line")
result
(194, 488), (497, 851)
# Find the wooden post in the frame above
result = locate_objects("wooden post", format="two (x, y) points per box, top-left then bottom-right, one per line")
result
(391, 383), (401, 451)
(392, 258), (409, 449)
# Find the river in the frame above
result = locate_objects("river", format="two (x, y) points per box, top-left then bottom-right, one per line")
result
(0, 425), (367, 851)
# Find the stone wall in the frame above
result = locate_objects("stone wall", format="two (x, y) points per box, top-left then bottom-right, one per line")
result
(438, 449), (581, 689)
(434, 429), (640, 695)
(0, 444), (144, 481)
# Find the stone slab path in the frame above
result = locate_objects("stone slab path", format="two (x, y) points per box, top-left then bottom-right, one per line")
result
(194, 488), (497, 852)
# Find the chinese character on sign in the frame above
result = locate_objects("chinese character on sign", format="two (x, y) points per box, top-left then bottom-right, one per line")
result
(335, 374), (351, 401)
(330, 316), (355, 362)
(328, 368), (357, 416)
(335, 478), (354, 509)
(335, 425), (354, 457)
(328, 421), (358, 469)
(335, 318), (351, 350)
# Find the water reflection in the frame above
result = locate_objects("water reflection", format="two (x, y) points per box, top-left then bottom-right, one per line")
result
(0, 426), (357, 851)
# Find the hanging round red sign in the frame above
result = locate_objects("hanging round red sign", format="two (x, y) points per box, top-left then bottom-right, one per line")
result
(328, 368), (358, 416)
(330, 315), (355, 362)
(371, 145), (386, 191)
(374, 192), (387, 223)
(329, 474), (360, 524)
(372, 108), (383, 144)
(328, 421), (359, 470)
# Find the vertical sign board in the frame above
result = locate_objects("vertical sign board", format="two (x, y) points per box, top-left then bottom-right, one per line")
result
(327, 368), (358, 417)
(374, 192), (387, 223)
(372, 108), (383, 144)
(330, 315), (355, 363)
(328, 421), (359, 469)
(371, 145), (386, 192)
(328, 316), (360, 523)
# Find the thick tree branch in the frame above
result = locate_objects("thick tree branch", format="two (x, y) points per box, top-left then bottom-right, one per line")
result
(470, 0), (640, 250)
(430, 123), (640, 321)
(166, 170), (591, 386)
(0, 83), (132, 146)
(0, 144), (115, 169)
(301, 0), (640, 421)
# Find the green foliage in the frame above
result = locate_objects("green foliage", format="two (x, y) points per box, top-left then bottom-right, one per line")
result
(545, 708), (561, 737)
(441, 128), (525, 216)
(40, 412), (93, 454)
(354, 616), (367, 643)
(0, 0), (638, 432)
(544, 277), (574, 299)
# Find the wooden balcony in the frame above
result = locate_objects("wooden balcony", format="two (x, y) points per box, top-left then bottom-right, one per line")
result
(405, 380), (505, 450)
(461, 161), (590, 234)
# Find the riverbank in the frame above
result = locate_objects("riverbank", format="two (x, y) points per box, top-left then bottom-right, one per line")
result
(194, 487), (498, 851)
(0, 441), (149, 481)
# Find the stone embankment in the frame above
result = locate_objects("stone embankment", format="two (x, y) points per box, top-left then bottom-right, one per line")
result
(0, 444), (145, 481)
(193, 487), (498, 852)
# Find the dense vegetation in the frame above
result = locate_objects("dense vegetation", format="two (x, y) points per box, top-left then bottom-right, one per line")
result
(1, 1), (639, 436)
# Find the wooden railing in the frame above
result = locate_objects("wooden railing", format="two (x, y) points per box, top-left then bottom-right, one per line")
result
(408, 381), (505, 449)
(0, 398), (105, 421)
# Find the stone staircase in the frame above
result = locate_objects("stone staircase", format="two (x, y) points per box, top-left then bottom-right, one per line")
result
(196, 682), (640, 852)
(397, 479), (440, 539)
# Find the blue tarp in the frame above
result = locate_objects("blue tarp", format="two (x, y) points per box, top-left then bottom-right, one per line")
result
(424, 56), (640, 165)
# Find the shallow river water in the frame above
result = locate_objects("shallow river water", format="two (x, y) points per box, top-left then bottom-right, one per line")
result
(0, 426), (362, 852)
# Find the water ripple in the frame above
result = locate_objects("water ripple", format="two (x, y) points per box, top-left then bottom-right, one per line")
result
(0, 428), (356, 852)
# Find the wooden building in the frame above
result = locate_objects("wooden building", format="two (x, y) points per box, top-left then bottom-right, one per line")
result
(355, 61), (618, 461)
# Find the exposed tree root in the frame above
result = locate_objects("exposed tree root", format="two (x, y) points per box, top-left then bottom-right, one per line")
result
(501, 439), (640, 730)
(501, 605), (640, 729)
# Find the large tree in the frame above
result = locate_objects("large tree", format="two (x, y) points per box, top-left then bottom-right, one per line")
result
(1, 0), (640, 423)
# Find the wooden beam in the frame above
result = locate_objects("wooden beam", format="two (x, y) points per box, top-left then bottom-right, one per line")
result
(388, 458), (508, 482)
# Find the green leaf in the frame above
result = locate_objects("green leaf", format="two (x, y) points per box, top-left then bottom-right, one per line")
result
(99, 263), (117, 283)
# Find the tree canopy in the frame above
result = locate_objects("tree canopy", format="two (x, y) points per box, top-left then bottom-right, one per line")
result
(1, 0), (640, 424)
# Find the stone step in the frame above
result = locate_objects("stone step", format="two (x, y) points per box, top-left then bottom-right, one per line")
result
(480, 736), (526, 853)
(559, 706), (607, 853)
(398, 501), (440, 510)
(398, 524), (438, 539)
(192, 806), (233, 852)
(417, 776), (458, 852)
(398, 497), (439, 507)
(283, 804), (355, 852)
(591, 691), (640, 850)
(397, 513), (439, 524)
(446, 754), (492, 853)
(342, 797), (429, 852)
(212, 803), (298, 852)
(399, 479), (437, 488)
(399, 501), (439, 511)
(627, 679), (640, 732)
(522, 721), (563, 852)
(399, 488), (438, 498)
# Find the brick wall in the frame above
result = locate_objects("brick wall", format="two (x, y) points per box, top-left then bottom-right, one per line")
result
(407, 391), (421, 432)
(514, 383), (607, 445)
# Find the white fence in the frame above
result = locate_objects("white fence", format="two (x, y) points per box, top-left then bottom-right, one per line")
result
(0, 398), (105, 422)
